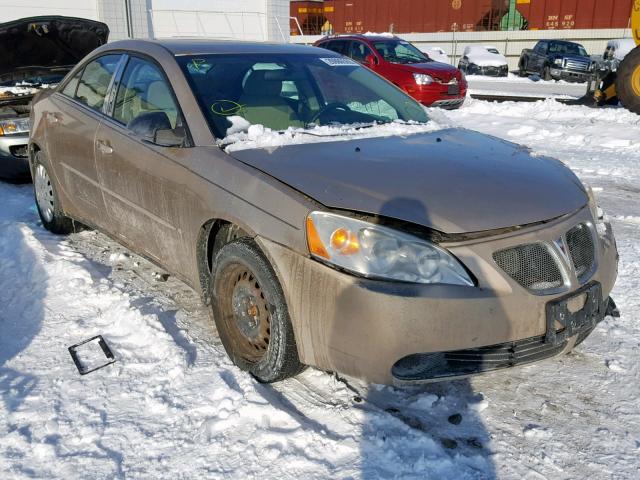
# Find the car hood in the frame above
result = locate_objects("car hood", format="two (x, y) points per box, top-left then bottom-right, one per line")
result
(467, 52), (508, 67)
(0, 16), (109, 80)
(229, 128), (587, 234)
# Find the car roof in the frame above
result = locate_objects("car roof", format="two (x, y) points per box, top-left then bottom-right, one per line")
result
(542, 39), (581, 45)
(318, 34), (399, 42)
(104, 38), (333, 56)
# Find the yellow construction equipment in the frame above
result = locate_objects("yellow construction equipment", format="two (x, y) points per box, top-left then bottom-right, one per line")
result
(594, 0), (640, 113)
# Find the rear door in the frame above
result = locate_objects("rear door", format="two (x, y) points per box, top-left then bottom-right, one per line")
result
(94, 54), (191, 272)
(46, 53), (124, 223)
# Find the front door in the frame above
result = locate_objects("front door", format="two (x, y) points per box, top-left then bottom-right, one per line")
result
(94, 55), (191, 273)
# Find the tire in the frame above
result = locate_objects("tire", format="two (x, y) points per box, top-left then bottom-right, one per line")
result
(33, 151), (73, 234)
(616, 46), (640, 115)
(519, 59), (527, 77)
(210, 237), (304, 383)
(542, 65), (552, 81)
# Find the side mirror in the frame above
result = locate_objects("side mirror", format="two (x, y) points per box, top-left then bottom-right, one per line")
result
(154, 128), (186, 147)
(364, 54), (378, 67)
(127, 111), (172, 141)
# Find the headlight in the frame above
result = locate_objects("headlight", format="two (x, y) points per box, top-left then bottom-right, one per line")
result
(587, 186), (608, 237)
(413, 73), (434, 85)
(306, 211), (474, 286)
(553, 58), (563, 66)
(0, 118), (29, 136)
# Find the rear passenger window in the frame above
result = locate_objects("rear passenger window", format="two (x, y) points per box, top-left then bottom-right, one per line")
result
(75, 54), (122, 112)
(324, 40), (349, 55)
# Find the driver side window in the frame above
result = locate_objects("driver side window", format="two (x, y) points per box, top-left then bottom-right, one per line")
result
(113, 56), (185, 144)
(349, 41), (374, 63)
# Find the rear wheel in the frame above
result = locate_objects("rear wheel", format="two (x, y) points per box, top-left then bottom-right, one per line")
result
(33, 151), (73, 234)
(616, 46), (640, 115)
(210, 237), (304, 382)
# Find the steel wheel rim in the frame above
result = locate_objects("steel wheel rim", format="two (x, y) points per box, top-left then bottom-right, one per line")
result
(220, 263), (271, 362)
(34, 163), (55, 223)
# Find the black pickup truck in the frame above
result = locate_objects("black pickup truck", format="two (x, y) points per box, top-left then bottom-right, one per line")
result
(519, 40), (593, 82)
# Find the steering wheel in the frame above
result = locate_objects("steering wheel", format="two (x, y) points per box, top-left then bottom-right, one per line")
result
(309, 102), (351, 124)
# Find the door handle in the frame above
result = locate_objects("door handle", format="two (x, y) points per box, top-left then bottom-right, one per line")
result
(96, 139), (113, 155)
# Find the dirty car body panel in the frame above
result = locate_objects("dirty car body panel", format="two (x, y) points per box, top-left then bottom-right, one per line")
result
(29, 39), (618, 385)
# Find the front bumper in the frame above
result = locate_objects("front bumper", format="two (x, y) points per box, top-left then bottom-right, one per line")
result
(0, 133), (30, 180)
(549, 68), (590, 82)
(402, 83), (467, 109)
(260, 205), (618, 385)
(468, 64), (509, 77)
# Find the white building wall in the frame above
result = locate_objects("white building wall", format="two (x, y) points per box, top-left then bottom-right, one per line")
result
(0, 0), (289, 43)
(149, 0), (290, 42)
(98, 0), (153, 40)
(0, 0), (99, 23)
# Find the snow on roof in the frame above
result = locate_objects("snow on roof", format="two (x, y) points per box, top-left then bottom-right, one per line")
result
(362, 32), (395, 38)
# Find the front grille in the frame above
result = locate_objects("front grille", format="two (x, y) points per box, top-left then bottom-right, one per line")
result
(566, 223), (595, 281)
(564, 59), (589, 72)
(493, 243), (563, 292)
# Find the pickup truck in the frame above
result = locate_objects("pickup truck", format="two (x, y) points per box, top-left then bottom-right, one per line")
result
(518, 40), (593, 82)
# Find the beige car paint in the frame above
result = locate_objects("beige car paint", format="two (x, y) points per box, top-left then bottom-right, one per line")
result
(29, 39), (619, 385)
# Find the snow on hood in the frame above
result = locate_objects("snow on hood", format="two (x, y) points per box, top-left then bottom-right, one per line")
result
(0, 16), (109, 80)
(220, 118), (443, 153)
(464, 46), (507, 67)
(227, 127), (587, 233)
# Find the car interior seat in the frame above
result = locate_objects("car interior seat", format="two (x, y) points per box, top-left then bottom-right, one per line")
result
(145, 80), (178, 128)
(238, 70), (304, 131)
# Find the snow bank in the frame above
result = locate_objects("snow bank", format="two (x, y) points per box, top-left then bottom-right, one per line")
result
(1, 98), (640, 479)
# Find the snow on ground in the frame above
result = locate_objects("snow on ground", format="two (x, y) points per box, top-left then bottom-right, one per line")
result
(1, 100), (640, 479)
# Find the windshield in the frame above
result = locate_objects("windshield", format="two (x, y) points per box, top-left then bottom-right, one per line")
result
(371, 40), (430, 64)
(177, 54), (429, 138)
(549, 42), (588, 56)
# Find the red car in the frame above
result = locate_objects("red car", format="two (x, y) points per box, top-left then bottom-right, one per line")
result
(314, 34), (467, 109)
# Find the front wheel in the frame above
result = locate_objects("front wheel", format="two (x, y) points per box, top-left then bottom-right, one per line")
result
(33, 151), (73, 234)
(210, 237), (304, 382)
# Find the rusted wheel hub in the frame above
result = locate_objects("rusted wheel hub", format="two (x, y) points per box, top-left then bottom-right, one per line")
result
(224, 266), (271, 361)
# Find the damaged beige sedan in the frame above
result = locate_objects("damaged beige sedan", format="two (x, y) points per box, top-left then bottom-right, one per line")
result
(29, 39), (619, 385)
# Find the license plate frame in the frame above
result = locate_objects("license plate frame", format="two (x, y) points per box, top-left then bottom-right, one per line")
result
(447, 84), (459, 95)
(545, 282), (605, 344)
